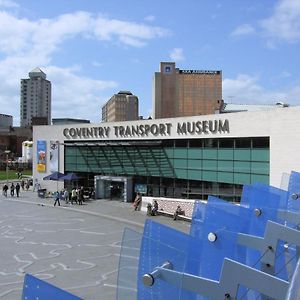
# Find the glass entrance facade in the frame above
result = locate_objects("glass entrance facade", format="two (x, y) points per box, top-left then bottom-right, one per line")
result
(64, 137), (269, 201)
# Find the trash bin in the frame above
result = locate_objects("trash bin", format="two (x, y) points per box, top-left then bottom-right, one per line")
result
(38, 189), (47, 198)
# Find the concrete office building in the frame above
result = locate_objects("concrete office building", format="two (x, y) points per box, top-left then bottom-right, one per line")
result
(0, 113), (13, 128)
(20, 67), (51, 127)
(33, 106), (300, 202)
(102, 91), (138, 122)
(153, 62), (222, 119)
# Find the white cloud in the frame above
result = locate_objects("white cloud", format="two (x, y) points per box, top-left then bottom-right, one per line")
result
(144, 15), (155, 22)
(93, 17), (169, 47)
(46, 66), (118, 122)
(260, 0), (300, 43)
(231, 24), (255, 37)
(0, 10), (170, 125)
(0, 0), (18, 8)
(92, 61), (103, 68)
(169, 48), (185, 61)
(223, 74), (299, 105)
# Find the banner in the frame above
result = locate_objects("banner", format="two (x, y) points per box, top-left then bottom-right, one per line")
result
(37, 140), (46, 172)
(49, 140), (59, 172)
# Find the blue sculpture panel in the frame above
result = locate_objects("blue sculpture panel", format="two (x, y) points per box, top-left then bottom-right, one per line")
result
(22, 274), (83, 300)
(117, 228), (142, 300)
(137, 220), (205, 300)
(194, 196), (251, 280)
(287, 171), (300, 212)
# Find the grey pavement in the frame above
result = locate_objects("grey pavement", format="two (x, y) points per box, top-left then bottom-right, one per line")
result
(0, 186), (190, 299)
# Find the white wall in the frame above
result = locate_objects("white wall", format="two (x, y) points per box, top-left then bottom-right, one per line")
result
(33, 106), (300, 191)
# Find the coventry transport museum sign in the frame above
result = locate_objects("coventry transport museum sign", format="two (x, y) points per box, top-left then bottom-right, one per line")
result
(63, 119), (230, 140)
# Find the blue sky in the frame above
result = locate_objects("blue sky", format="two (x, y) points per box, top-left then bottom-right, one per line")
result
(0, 0), (299, 125)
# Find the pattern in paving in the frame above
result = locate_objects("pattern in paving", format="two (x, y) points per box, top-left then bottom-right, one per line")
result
(0, 199), (139, 299)
(0, 189), (190, 299)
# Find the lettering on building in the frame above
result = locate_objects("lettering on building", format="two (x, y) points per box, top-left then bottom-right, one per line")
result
(63, 119), (229, 139)
(179, 70), (221, 75)
(177, 120), (229, 135)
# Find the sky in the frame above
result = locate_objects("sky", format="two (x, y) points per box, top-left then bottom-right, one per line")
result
(0, 0), (300, 126)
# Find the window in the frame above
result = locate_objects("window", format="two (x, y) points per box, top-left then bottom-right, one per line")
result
(236, 138), (251, 148)
(189, 139), (202, 148)
(175, 140), (188, 147)
(219, 138), (234, 148)
(252, 137), (269, 148)
(204, 139), (217, 148)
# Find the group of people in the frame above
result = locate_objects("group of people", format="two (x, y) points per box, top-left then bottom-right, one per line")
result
(53, 186), (86, 207)
(134, 192), (185, 220)
(2, 181), (28, 197)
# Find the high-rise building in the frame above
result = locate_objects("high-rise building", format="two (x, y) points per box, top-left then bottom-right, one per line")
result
(102, 91), (139, 122)
(20, 67), (51, 127)
(153, 62), (222, 119)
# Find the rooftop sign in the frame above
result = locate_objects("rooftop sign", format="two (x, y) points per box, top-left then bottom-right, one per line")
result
(62, 119), (230, 140)
(179, 70), (221, 75)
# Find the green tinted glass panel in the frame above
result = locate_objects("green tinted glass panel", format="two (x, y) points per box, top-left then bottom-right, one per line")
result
(202, 160), (217, 171)
(234, 161), (251, 173)
(218, 160), (233, 172)
(203, 149), (217, 159)
(65, 147), (76, 155)
(187, 159), (202, 170)
(188, 169), (202, 180)
(174, 168), (188, 179)
(188, 148), (202, 159)
(251, 149), (269, 161)
(217, 172), (234, 183)
(164, 148), (174, 158)
(251, 174), (269, 184)
(251, 162), (269, 174)
(234, 149), (251, 160)
(218, 149), (234, 160)
(234, 173), (251, 185)
(173, 148), (187, 158)
(203, 171), (217, 181)
(173, 159), (187, 168)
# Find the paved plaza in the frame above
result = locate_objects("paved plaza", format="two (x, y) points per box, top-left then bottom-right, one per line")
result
(0, 186), (190, 299)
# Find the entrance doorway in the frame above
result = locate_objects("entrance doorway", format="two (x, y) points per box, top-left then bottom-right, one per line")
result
(94, 175), (133, 202)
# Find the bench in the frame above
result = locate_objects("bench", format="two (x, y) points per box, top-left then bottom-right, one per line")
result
(156, 209), (192, 222)
(141, 197), (195, 222)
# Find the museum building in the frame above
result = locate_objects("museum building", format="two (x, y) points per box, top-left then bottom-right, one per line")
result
(33, 106), (300, 202)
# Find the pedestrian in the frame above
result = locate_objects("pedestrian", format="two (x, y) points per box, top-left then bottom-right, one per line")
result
(10, 183), (15, 197)
(133, 192), (142, 211)
(71, 188), (77, 204)
(33, 179), (41, 192)
(15, 182), (21, 197)
(78, 187), (84, 205)
(2, 184), (8, 197)
(152, 200), (159, 216)
(64, 189), (69, 204)
(21, 180), (25, 190)
(54, 191), (60, 206)
(173, 205), (185, 220)
(25, 181), (30, 191)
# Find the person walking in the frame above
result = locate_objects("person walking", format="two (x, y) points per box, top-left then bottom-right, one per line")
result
(15, 182), (21, 197)
(3, 184), (8, 197)
(64, 189), (69, 204)
(71, 188), (77, 204)
(21, 180), (25, 190)
(10, 183), (15, 197)
(54, 191), (60, 206)
(133, 192), (142, 211)
(78, 187), (84, 205)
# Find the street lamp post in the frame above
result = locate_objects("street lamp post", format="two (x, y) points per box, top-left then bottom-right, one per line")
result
(4, 150), (11, 184)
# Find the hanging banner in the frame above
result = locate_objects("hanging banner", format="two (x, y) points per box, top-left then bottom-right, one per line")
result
(37, 140), (46, 172)
(49, 140), (59, 172)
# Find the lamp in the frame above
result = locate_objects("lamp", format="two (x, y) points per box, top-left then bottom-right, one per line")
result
(4, 150), (11, 184)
